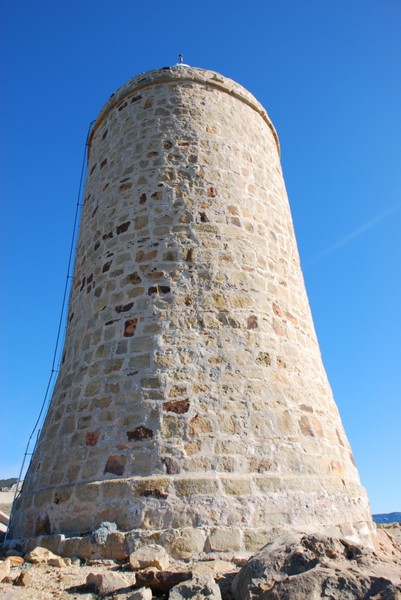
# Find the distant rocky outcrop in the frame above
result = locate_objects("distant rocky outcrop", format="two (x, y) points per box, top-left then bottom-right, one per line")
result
(0, 479), (18, 492)
(0, 481), (21, 522)
(373, 512), (401, 524)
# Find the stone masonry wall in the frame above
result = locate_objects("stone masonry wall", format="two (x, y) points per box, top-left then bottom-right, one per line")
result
(9, 66), (374, 557)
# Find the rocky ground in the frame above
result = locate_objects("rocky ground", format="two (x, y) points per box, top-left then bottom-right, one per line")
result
(1, 546), (239, 600)
(0, 526), (400, 600)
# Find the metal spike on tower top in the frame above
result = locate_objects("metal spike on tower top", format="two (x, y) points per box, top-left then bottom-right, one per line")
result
(176, 53), (189, 66)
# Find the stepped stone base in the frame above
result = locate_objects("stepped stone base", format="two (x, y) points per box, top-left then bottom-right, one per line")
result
(8, 520), (376, 563)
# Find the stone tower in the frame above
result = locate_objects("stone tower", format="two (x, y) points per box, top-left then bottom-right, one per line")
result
(9, 65), (374, 558)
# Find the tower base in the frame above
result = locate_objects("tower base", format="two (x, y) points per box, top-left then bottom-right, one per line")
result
(7, 473), (375, 560)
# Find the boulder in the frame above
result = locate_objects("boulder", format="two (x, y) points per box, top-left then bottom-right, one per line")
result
(14, 570), (33, 587)
(6, 557), (24, 568)
(170, 575), (222, 600)
(127, 587), (153, 600)
(232, 533), (401, 600)
(129, 544), (170, 571)
(134, 570), (192, 594)
(24, 546), (61, 564)
(0, 559), (11, 583)
(86, 571), (130, 595)
(48, 557), (67, 568)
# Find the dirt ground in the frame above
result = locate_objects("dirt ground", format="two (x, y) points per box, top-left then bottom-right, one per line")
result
(0, 560), (152, 599)
(0, 556), (238, 600)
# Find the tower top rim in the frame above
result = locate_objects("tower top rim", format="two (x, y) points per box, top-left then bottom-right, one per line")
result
(88, 66), (280, 155)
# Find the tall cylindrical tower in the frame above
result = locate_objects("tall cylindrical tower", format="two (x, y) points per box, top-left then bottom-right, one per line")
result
(10, 65), (374, 557)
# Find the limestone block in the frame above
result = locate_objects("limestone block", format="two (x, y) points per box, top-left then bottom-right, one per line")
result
(76, 482), (101, 502)
(63, 536), (96, 560)
(207, 529), (241, 553)
(254, 476), (281, 493)
(101, 531), (128, 561)
(130, 477), (171, 498)
(32, 489), (53, 509)
(129, 544), (170, 571)
(174, 478), (218, 497)
(191, 560), (237, 576)
(168, 528), (206, 560)
(221, 477), (252, 496)
(101, 479), (130, 498)
(243, 530), (271, 553)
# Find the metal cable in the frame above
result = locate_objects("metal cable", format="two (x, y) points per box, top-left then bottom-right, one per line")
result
(6, 120), (95, 538)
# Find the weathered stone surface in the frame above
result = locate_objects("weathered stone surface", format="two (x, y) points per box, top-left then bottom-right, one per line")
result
(129, 544), (170, 571)
(170, 575), (222, 600)
(86, 571), (130, 595)
(232, 533), (401, 600)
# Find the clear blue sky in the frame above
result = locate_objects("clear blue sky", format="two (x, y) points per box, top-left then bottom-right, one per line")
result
(1, 1), (400, 514)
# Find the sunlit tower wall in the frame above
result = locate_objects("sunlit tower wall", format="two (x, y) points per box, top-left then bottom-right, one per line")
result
(9, 66), (375, 557)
